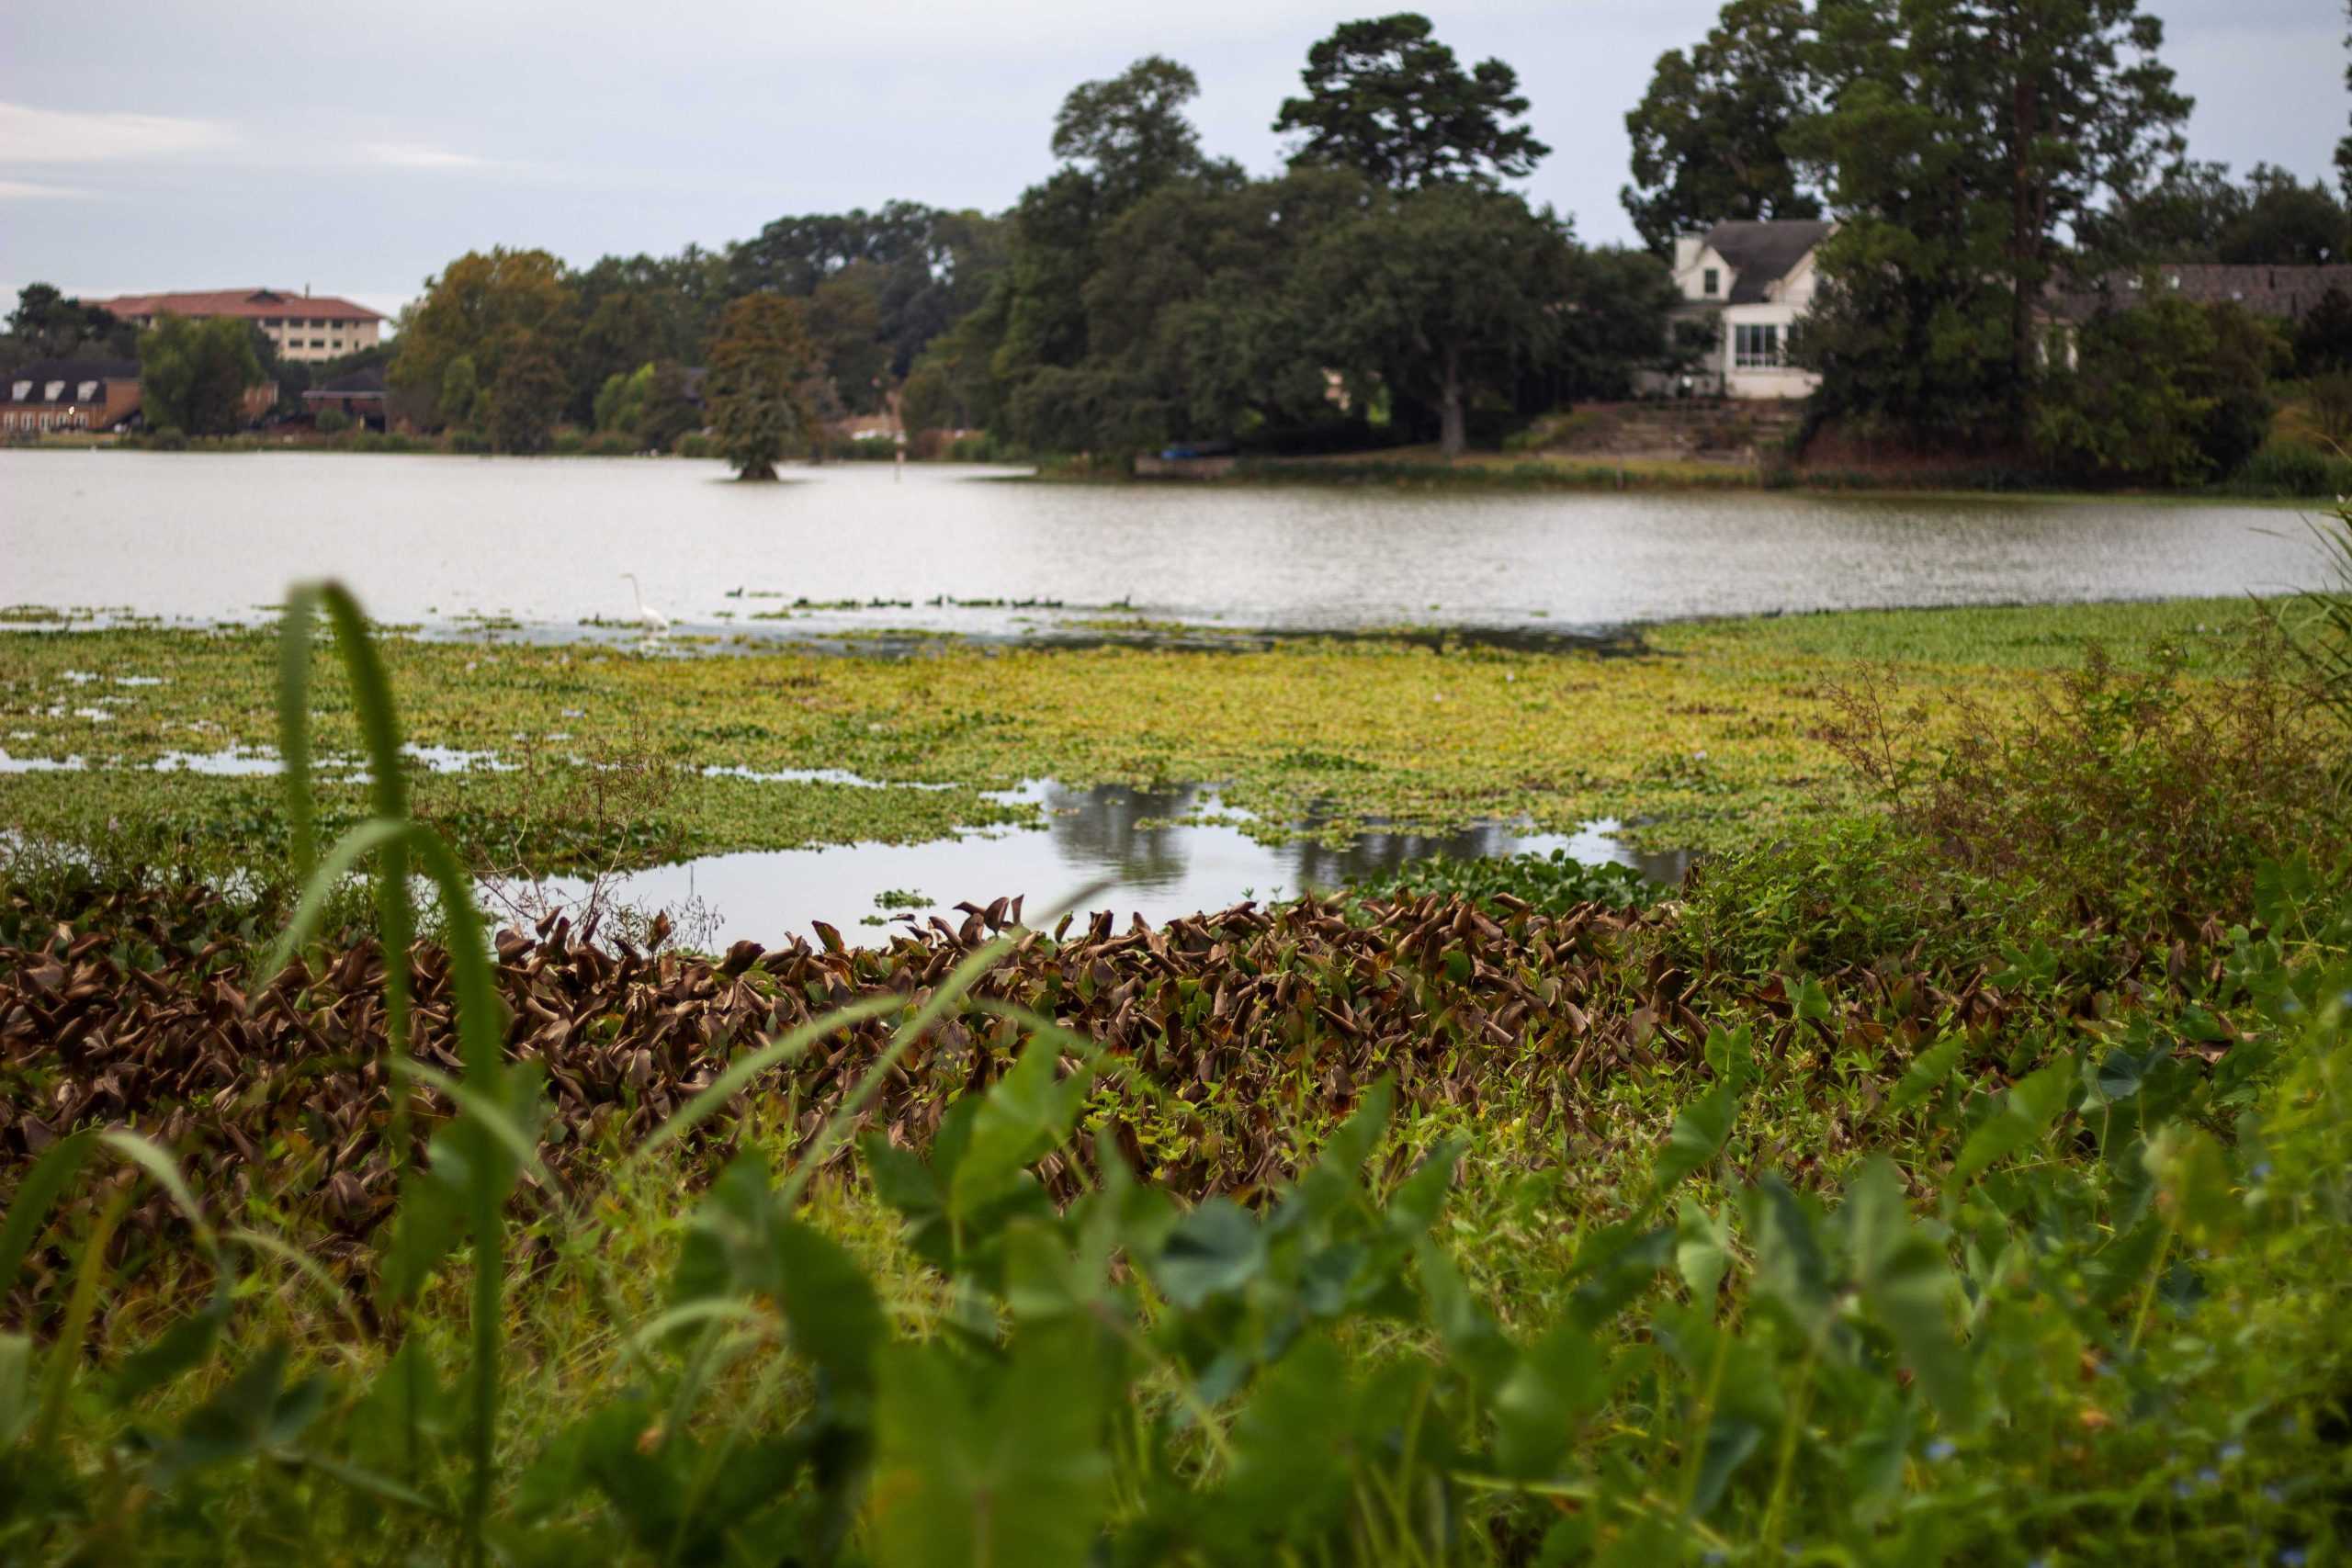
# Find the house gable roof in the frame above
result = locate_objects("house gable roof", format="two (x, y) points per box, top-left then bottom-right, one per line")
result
(304, 367), (389, 397)
(1702, 220), (1836, 302)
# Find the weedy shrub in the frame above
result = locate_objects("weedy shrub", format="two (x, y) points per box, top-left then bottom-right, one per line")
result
(2271, 502), (2352, 780)
(4, 589), (2350, 1566)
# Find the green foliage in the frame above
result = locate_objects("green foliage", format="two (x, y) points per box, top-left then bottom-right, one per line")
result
(707, 293), (820, 480)
(1050, 55), (1232, 212)
(2034, 295), (2281, 484)
(1274, 13), (1549, 190)
(313, 407), (351, 435)
(1620, 0), (1824, 254)
(137, 314), (264, 437)
(1348, 847), (1657, 916)
(391, 248), (573, 431)
(4, 283), (139, 362)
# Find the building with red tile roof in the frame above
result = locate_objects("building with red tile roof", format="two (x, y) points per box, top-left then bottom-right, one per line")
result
(93, 288), (387, 364)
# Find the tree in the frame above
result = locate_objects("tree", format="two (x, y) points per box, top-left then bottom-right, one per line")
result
(2218, 165), (2349, 265)
(706, 294), (820, 479)
(594, 362), (656, 434)
(1550, 246), (1685, 401)
(2082, 159), (2245, 264)
(138, 315), (263, 436)
(483, 330), (567, 454)
(6, 283), (137, 362)
(2341, 2), (2352, 205)
(1274, 14), (1549, 189)
(390, 248), (574, 428)
(1305, 185), (1575, 457)
(2033, 296), (2278, 485)
(1621, 0), (1824, 255)
(1052, 55), (1237, 211)
(440, 355), (481, 429)
(2297, 287), (2352, 378)
(1794, 0), (2190, 443)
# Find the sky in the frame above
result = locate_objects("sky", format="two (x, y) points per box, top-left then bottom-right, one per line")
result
(2, 0), (2343, 324)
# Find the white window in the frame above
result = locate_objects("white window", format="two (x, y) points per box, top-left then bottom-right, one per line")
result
(77, 380), (97, 400)
(1733, 323), (1783, 369)
(43, 380), (63, 400)
(9, 380), (28, 400)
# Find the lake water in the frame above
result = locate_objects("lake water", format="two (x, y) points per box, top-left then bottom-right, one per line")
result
(0, 451), (2328, 638)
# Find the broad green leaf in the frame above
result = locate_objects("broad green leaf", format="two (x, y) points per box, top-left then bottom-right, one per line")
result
(1151, 1199), (1266, 1309)
(2146, 1125), (2241, 1249)
(1843, 1157), (1974, 1429)
(1215, 1334), (1357, 1540)
(1951, 1060), (2075, 1185)
(1746, 1179), (1833, 1332)
(1674, 1196), (1733, 1303)
(1565, 1223), (1673, 1332)
(870, 1327), (1112, 1568)
(1653, 1081), (1740, 1197)
(1690, 1411), (1766, 1517)
(1489, 1325), (1611, 1480)
(0, 1130), (96, 1306)
(1417, 1239), (1512, 1391)
(1703, 1022), (1756, 1088)
(1890, 1035), (1966, 1111)
(948, 1037), (1091, 1222)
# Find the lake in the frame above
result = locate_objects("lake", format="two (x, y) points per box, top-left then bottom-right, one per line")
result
(0, 451), (2329, 638)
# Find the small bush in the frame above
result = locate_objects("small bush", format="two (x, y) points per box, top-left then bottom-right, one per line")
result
(581, 431), (638, 457)
(314, 408), (351, 435)
(447, 428), (492, 456)
(674, 432), (717, 459)
(550, 428), (586, 456)
(148, 425), (188, 451)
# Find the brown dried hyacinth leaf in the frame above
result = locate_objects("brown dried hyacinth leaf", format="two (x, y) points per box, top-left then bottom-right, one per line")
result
(0, 875), (2037, 1271)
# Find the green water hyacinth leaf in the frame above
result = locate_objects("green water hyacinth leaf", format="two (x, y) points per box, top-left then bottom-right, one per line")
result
(1951, 1059), (2075, 1185)
(1564, 1222), (1674, 1332)
(870, 1327), (1112, 1568)
(1216, 1334), (1358, 1541)
(947, 1036), (1091, 1223)
(1489, 1324), (1613, 1480)
(1843, 1156), (1975, 1429)
(1703, 1021), (1756, 1088)
(1891, 1035), (1967, 1111)
(1152, 1198), (1267, 1309)
(1675, 1196), (1733, 1303)
(1653, 1080), (1742, 1198)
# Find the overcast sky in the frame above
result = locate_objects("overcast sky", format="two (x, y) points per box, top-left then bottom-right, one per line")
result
(2, 0), (2342, 322)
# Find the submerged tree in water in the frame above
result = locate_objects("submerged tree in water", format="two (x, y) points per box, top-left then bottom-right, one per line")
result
(707, 294), (820, 480)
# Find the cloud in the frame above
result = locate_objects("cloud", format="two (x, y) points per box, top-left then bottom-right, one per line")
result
(359, 141), (493, 170)
(0, 103), (235, 164)
(0, 178), (92, 199)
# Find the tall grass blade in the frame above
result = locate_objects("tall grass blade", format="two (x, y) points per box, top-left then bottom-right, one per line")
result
(0, 1131), (96, 1315)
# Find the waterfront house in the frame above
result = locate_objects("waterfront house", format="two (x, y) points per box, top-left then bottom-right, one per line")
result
(1666, 220), (1835, 400)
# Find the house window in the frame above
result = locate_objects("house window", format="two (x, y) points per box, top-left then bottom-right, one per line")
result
(1733, 323), (1783, 369)
(77, 381), (97, 400)
(1702, 267), (1720, 298)
(43, 380), (63, 400)
(9, 381), (28, 400)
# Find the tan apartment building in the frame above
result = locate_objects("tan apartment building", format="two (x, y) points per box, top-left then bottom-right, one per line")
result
(93, 288), (386, 364)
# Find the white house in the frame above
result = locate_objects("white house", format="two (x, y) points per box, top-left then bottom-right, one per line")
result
(1668, 220), (1834, 400)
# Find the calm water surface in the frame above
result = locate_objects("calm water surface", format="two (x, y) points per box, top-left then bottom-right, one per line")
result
(0, 451), (2326, 637)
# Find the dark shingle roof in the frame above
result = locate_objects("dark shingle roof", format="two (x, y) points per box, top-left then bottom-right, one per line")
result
(3, 359), (140, 403)
(2045, 264), (2352, 323)
(1703, 220), (1836, 302)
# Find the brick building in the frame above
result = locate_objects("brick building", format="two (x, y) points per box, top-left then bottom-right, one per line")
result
(0, 358), (142, 434)
(93, 288), (386, 364)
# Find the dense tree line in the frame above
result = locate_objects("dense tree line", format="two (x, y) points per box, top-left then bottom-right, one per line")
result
(1628, 0), (2352, 482)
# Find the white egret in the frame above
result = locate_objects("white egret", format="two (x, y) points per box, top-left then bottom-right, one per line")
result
(621, 573), (670, 633)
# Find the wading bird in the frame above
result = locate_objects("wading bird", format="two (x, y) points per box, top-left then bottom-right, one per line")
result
(621, 573), (670, 634)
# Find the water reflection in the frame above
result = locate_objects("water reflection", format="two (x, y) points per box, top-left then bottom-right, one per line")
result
(510, 780), (1691, 951)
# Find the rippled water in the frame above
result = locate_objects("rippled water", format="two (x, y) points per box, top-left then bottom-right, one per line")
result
(0, 451), (2325, 637)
